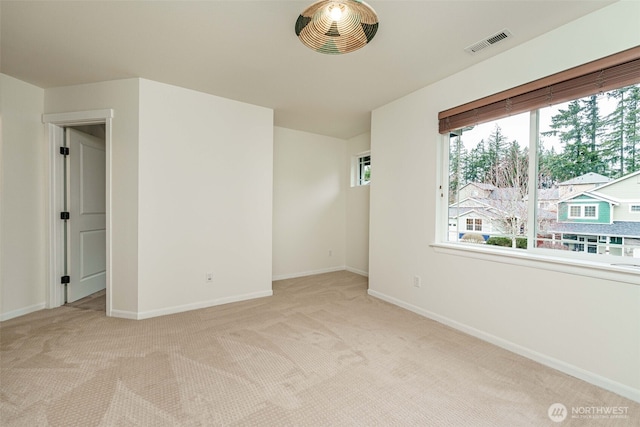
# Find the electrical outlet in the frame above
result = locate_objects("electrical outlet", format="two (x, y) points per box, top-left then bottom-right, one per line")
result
(206, 272), (213, 283)
(413, 275), (421, 288)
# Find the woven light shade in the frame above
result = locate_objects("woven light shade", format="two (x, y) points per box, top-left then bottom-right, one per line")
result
(295, 0), (379, 55)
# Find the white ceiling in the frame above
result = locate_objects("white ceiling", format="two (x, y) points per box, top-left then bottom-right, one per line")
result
(0, 0), (615, 139)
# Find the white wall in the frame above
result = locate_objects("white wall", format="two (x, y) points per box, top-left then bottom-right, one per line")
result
(10, 73), (364, 320)
(346, 132), (370, 276)
(0, 74), (46, 320)
(273, 127), (346, 279)
(137, 79), (273, 317)
(370, 1), (640, 401)
(45, 79), (141, 314)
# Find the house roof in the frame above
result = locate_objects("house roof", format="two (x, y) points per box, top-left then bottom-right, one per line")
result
(465, 182), (497, 191)
(548, 221), (640, 238)
(462, 184), (559, 202)
(583, 169), (640, 191)
(488, 187), (521, 200)
(558, 172), (612, 186)
(450, 197), (532, 219)
(559, 191), (620, 205)
(449, 197), (494, 209)
(538, 188), (559, 200)
(537, 209), (557, 220)
(448, 207), (502, 221)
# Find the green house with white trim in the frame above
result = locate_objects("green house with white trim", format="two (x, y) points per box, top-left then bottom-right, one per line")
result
(557, 193), (617, 224)
(549, 170), (640, 257)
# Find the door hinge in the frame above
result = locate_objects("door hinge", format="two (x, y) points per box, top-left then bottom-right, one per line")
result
(60, 211), (70, 220)
(60, 147), (69, 156)
(61, 275), (70, 284)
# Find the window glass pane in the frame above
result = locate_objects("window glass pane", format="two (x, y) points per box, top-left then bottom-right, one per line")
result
(448, 112), (530, 248)
(359, 155), (371, 185)
(536, 84), (640, 257)
(569, 206), (581, 217)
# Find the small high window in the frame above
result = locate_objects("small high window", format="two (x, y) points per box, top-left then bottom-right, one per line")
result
(352, 152), (371, 186)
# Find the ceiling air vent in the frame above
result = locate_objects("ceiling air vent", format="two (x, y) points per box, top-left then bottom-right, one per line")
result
(464, 29), (513, 54)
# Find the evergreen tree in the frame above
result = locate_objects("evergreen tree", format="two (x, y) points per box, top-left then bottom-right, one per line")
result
(542, 97), (606, 179)
(626, 84), (640, 173)
(582, 95), (605, 171)
(485, 125), (508, 185)
(603, 84), (640, 177)
(464, 138), (487, 184)
(537, 144), (560, 188)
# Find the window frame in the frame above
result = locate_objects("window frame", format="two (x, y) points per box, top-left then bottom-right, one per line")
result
(465, 218), (482, 232)
(436, 109), (639, 284)
(352, 151), (371, 187)
(568, 204), (599, 219)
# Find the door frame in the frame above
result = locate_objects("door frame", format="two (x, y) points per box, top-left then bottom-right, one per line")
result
(43, 109), (114, 316)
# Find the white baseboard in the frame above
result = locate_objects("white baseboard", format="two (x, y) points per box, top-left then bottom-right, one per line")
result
(109, 309), (139, 320)
(272, 266), (346, 281)
(345, 266), (369, 277)
(367, 289), (640, 403)
(0, 302), (46, 322)
(111, 290), (274, 320)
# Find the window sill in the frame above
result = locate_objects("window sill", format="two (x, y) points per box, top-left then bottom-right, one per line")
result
(430, 242), (640, 286)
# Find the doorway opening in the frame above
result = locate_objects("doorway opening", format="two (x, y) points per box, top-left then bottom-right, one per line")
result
(63, 125), (106, 307)
(43, 109), (113, 316)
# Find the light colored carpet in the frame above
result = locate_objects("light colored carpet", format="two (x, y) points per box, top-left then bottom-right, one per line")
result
(1, 271), (637, 426)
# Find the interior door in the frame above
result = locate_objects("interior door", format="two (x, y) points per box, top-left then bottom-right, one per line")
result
(67, 128), (106, 302)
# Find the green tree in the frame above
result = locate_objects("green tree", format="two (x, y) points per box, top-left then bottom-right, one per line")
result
(537, 143), (559, 188)
(459, 125), (508, 186)
(464, 138), (487, 184)
(485, 125), (508, 185)
(542, 97), (606, 179)
(603, 84), (640, 177)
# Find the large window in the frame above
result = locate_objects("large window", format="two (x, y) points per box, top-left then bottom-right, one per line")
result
(441, 48), (640, 262)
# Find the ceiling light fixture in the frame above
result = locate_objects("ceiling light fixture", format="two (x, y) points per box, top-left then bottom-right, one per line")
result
(295, 0), (379, 55)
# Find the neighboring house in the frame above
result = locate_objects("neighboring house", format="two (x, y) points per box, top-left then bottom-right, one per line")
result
(457, 182), (497, 200)
(537, 188), (559, 213)
(557, 172), (612, 199)
(449, 183), (545, 241)
(547, 170), (640, 257)
(448, 198), (504, 241)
